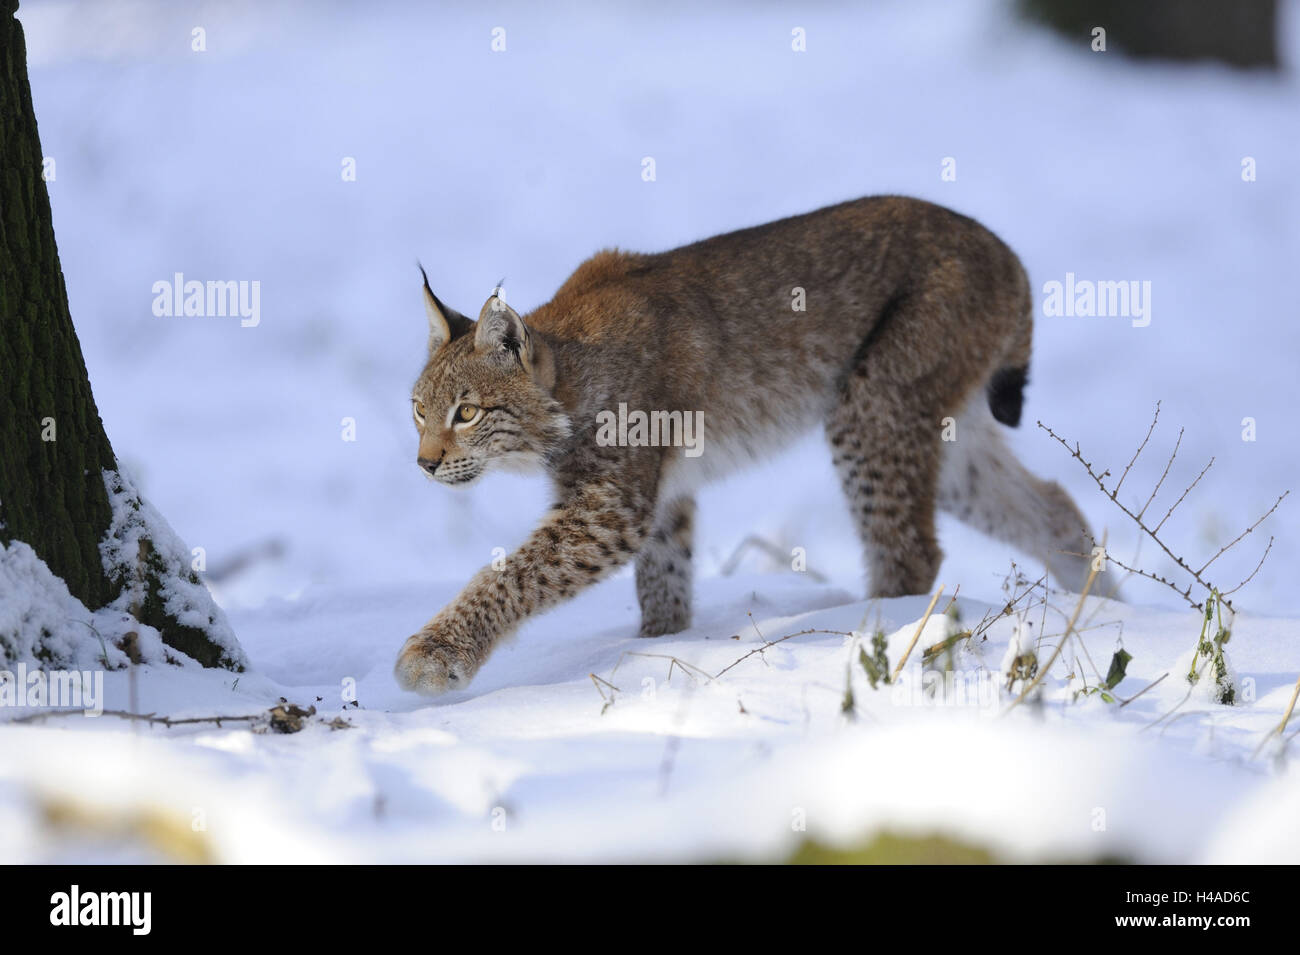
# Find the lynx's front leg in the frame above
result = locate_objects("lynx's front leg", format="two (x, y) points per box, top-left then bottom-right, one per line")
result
(395, 478), (652, 694)
(636, 495), (695, 636)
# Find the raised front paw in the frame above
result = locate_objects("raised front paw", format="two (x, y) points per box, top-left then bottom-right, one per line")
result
(394, 623), (482, 695)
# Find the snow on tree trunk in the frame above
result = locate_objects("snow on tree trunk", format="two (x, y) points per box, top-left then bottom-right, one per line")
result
(0, 0), (245, 671)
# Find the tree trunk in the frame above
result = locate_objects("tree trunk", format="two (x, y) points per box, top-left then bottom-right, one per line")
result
(0, 0), (244, 671)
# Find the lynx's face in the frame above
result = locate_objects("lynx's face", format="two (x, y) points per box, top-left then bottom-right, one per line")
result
(412, 271), (568, 486)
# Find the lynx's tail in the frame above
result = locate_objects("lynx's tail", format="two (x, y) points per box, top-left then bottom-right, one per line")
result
(986, 366), (1028, 427)
(985, 280), (1034, 428)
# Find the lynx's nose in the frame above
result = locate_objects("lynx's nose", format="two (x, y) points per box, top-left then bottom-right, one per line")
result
(418, 456), (441, 476)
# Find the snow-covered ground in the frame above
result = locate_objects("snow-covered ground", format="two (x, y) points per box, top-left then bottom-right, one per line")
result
(2, 0), (1298, 862)
(3, 579), (1299, 863)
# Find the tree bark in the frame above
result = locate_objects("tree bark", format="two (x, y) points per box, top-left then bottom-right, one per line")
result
(0, 0), (243, 670)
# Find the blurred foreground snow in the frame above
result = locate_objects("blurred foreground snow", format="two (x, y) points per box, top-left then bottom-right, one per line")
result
(2, 576), (1297, 862)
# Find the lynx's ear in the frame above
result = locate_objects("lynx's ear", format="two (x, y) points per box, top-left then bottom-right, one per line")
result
(419, 263), (471, 353)
(474, 285), (533, 364)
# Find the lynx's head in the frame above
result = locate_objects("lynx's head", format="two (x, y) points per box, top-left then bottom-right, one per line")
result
(411, 267), (568, 486)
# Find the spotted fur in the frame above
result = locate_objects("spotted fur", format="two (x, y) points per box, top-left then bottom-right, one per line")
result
(395, 196), (1102, 694)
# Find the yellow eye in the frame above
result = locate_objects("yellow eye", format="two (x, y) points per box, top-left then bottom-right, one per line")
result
(457, 404), (480, 423)
(412, 399), (426, 422)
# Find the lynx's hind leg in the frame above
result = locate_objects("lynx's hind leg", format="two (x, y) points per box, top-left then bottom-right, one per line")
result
(636, 495), (695, 636)
(828, 383), (944, 599)
(938, 400), (1117, 596)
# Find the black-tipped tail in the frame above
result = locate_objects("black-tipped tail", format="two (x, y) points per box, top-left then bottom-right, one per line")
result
(987, 366), (1028, 427)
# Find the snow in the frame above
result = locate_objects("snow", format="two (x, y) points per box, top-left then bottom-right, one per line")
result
(2, 0), (1298, 862)
(0, 580), (1294, 863)
(0, 467), (244, 675)
(0, 538), (169, 672)
(100, 468), (246, 670)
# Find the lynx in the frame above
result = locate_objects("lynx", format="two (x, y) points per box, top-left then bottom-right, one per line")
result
(396, 196), (1104, 695)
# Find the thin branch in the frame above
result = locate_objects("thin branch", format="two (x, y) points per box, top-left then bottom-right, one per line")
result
(971, 572), (1047, 642)
(612, 651), (714, 685)
(590, 673), (620, 695)
(1196, 491), (1289, 576)
(1220, 536), (1275, 598)
(921, 630), (972, 666)
(7, 708), (261, 728)
(1080, 536), (1201, 611)
(1037, 419), (1287, 613)
(714, 628), (851, 679)
(589, 673), (620, 713)
(1136, 427), (1184, 521)
(1118, 672), (1168, 708)
(1113, 401), (1160, 497)
(1152, 455), (1212, 535)
(939, 584), (961, 616)
(1252, 671), (1300, 759)
(891, 584), (945, 682)
(1004, 561), (1100, 713)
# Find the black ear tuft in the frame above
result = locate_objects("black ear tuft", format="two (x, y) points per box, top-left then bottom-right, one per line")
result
(418, 261), (474, 345)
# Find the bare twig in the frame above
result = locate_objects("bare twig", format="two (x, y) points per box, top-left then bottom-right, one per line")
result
(971, 570), (1048, 642)
(1136, 428), (1184, 521)
(612, 651), (713, 685)
(1038, 416), (1288, 613)
(1079, 540), (1201, 610)
(714, 628), (852, 679)
(1197, 492), (1289, 576)
(7, 708), (261, 728)
(1152, 454), (1212, 535)
(1114, 400), (1160, 497)
(589, 673), (620, 713)
(1252, 671), (1300, 759)
(1004, 562), (1100, 713)
(1220, 536), (1275, 598)
(1118, 672), (1168, 708)
(891, 584), (945, 682)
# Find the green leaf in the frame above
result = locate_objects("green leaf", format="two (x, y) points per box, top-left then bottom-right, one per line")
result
(1103, 649), (1133, 691)
(859, 646), (882, 689)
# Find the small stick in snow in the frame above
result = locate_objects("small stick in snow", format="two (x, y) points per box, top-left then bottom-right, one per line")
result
(6, 702), (321, 734)
(8, 708), (261, 728)
(970, 570), (1047, 642)
(1118, 672), (1168, 708)
(714, 628), (852, 679)
(613, 651), (713, 685)
(589, 673), (620, 713)
(890, 584), (944, 683)
(1252, 671), (1300, 759)
(1004, 561), (1100, 713)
